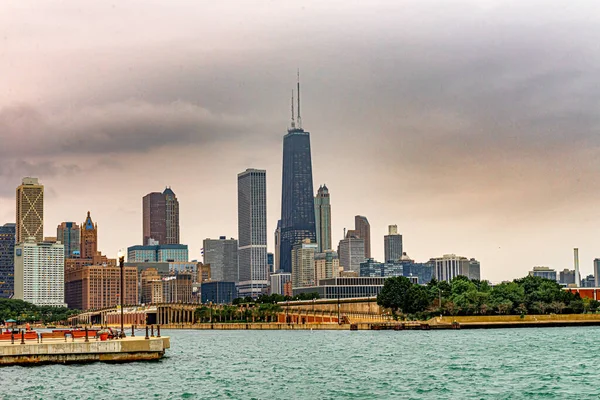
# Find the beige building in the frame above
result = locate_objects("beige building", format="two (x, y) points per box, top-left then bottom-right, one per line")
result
(291, 239), (318, 288)
(197, 263), (211, 283)
(141, 268), (163, 304)
(314, 250), (340, 284)
(16, 177), (44, 243)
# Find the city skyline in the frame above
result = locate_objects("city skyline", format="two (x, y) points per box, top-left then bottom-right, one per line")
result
(2, 1), (600, 282)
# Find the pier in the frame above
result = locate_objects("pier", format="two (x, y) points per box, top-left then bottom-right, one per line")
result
(0, 331), (170, 366)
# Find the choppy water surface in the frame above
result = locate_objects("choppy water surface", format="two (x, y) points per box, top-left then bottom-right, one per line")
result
(1, 327), (599, 399)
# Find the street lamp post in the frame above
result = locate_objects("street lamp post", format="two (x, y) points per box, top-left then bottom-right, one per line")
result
(337, 287), (341, 325)
(118, 250), (125, 338)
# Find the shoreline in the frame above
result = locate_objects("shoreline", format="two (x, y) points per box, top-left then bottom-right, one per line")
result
(17, 313), (600, 331)
(86, 313), (600, 331)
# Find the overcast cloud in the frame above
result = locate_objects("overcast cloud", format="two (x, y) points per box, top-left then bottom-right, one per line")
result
(2, 0), (600, 281)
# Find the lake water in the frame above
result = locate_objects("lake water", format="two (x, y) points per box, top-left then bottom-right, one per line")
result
(1, 327), (599, 399)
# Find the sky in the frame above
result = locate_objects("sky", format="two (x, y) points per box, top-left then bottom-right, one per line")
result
(1, 0), (600, 282)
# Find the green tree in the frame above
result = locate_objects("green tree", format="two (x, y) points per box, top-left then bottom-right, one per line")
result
(404, 285), (432, 314)
(377, 276), (413, 317)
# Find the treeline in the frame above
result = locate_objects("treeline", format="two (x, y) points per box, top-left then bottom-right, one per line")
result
(377, 275), (596, 319)
(232, 292), (319, 305)
(195, 292), (320, 323)
(0, 298), (79, 324)
(195, 303), (283, 323)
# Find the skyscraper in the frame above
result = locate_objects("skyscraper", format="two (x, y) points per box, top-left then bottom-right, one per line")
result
(338, 233), (366, 275)
(237, 168), (269, 298)
(354, 215), (371, 259)
(163, 188), (180, 245)
(16, 177), (44, 243)
(291, 239), (318, 288)
(203, 237), (238, 282)
(80, 212), (98, 260)
(384, 224), (403, 262)
(274, 220), (281, 271)
(280, 74), (317, 273)
(143, 188), (180, 245)
(314, 185), (332, 253)
(0, 223), (16, 298)
(594, 258), (600, 287)
(57, 222), (81, 258)
(14, 237), (66, 307)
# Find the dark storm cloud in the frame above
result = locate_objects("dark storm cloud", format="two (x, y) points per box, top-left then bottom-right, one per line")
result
(0, 160), (80, 197)
(0, 100), (278, 158)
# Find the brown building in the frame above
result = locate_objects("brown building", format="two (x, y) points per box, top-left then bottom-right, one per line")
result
(141, 268), (163, 304)
(143, 188), (180, 245)
(198, 263), (211, 283)
(64, 211), (137, 310)
(283, 281), (293, 297)
(354, 215), (371, 259)
(65, 264), (138, 310)
(80, 212), (98, 259)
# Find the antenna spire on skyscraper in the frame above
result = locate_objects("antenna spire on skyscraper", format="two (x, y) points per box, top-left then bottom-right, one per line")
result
(297, 68), (302, 130)
(291, 89), (296, 129)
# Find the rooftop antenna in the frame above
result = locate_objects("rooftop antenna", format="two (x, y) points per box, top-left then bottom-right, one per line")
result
(290, 89), (296, 129)
(297, 68), (302, 130)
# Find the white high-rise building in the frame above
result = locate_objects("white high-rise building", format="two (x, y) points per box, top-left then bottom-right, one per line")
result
(14, 237), (66, 307)
(237, 169), (269, 298)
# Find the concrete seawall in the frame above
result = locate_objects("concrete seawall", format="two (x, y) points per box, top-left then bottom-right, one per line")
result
(0, 337), (170, 366)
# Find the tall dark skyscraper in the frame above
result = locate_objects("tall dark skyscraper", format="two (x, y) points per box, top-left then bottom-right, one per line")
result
(0, 223), (16, 298)
(280, 74), (317, 273)
(143, 188), (180, 245)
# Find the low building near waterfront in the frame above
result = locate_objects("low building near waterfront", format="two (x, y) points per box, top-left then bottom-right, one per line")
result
(581, 274), (596, 288)
(359, 254), (435, 284)
(559, 269), (577, 286)
(65, 263), (138, 310)
(201, 281), (236, 304)
(432, 254), (480, 282)
(292, 277), (386, 299)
